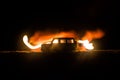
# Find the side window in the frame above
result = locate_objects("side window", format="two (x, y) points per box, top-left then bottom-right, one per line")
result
(60, 39), (66, 43)
(67, 39), (74, 43)
(53, 39), (59, 43)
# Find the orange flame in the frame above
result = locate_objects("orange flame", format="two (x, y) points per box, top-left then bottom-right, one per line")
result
(23, 31), (77, 52)
(23, 35), (42, 49)
(77, 29), (104, 51)
(82, 29), (104, 41)
(77, 40), (94, 50)
(29, 31), (77, 45)
(23, 29), (104, 52)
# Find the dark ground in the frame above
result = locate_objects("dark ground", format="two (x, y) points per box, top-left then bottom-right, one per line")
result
(0, 51), (120, 79)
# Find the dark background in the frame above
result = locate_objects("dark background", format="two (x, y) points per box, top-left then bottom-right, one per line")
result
(0, 0), (118, 51)
(0, 1), (119, 79)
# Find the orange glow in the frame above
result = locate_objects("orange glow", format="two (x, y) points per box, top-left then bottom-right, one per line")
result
(78, 40), (94, 50)
(22, 29), (105, 52)
(23, 35), (42, 49)
(53, 39), (59, 43)
(82, 29), (104, 41)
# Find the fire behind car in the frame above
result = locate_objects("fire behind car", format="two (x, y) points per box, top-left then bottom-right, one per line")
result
(41, 37), (77, 53)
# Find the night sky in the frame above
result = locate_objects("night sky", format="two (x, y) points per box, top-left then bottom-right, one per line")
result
(0, 0), (117, 50)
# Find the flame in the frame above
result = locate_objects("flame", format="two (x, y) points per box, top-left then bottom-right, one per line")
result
(53, 39), (59, 43)
(23, 35), (42, 49)
(82, 29), (104, 41)
(23, 31), (77, 51)
(78, 29), (104, 51)
(78, 40), (94, 50)
(22, 29), (104, 52)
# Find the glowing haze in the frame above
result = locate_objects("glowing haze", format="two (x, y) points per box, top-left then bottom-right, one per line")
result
(23, 29), (104, 52)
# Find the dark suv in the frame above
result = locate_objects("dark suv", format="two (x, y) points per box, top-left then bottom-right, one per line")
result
(41, 37), (77, 52)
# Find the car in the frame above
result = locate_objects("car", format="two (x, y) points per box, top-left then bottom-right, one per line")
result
(41, 37), (77, 53)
